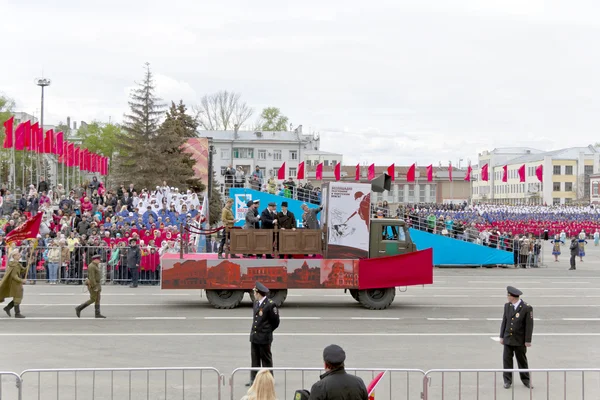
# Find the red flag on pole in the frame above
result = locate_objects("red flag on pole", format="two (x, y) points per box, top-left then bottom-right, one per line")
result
(502, 165), (508, 182)
(407, 163), (416, 182)
(85, 150), (91, 171)
(297, 161), (305, 180)
(536, 165), (543, 182)
(44, 130), (53, 153)
(277, 162), (286, 180)
(67, 144), (74, 167)
(36, 127), (44, 153)
(426, 164), (433, 182)
(5, 212), (44, 245)
(74, 147), (80, 168)
(316, 163), (323, 180)
(481, 164), (489, 181)
(355, 164), (360, 180)
(518, 164), (526, 182)
(465, 165), (472, 182)
(56, 132), (64, 155)
(368, 164), (375, 180)
(334, 162), (341, 181)
(387, 164), (395, 181)
(448, 162), (453, 182)
(28, 122), (38, 152)
(3, 116), (14, 149)
(14, 121), (28, 151)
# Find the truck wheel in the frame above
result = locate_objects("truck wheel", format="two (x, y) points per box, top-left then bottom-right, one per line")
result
(358, 288), (396, 310)
(206, 290), (244, 309)
(349, 289), (359, 302)
(267, 289), (288, 307)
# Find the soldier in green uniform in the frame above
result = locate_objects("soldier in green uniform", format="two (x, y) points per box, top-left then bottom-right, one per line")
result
(75, 254), (106, 318)
(0, 249), (27, 318)
(246, 281), (280, 387)
(500, 286), (534, 389)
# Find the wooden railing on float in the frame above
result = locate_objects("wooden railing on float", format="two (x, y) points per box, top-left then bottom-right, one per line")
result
(226, 228), (324, 257)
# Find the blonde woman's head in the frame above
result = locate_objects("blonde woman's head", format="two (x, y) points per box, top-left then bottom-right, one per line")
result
(246, 369), (277, 400)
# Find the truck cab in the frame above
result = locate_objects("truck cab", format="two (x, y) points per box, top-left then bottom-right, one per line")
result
(368, 218), (417, 258)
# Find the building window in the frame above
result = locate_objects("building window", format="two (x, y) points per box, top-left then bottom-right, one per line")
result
(289, 168), (297, 177)
(565, 198), (572, 204)
(257, 150), (266, 160)
(323, 160), (330, 167)
(273, 150), (282, 161)
(429, 185), (436, 200)
(221, 149), (230, 160)
(553, 182), (561, 192)
(408, 184), (415, 202)
(553, 165), (561, 175)
(565, 166), (573, 175)
(585, 165), (594, 175)
(233, 148), (253, 159)
(553, 198), (560, 205)
(593, 182), (599, 196)
(565, 182), (573, 191)
(289, 151), (298, 160)
(397, 187), (404, 202)
(419, 186), (426, 202)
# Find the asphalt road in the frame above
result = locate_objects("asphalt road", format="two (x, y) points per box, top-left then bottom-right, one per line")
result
(1, 244), (599, 399)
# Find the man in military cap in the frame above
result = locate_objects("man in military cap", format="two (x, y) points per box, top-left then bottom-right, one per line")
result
(247, 281), (280, 387)
(261, 202), (277, 258)
(75, 254), (106, 318)
(500, 286), (534, 389)
(308, 344), (368, 399)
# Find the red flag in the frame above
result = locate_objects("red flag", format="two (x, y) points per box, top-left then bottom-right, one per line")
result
(68, 144), (75, 167)
(277, 162), (286, 180)
(334, 162), (341, 181)
(44, 130), (53, 153)
(387, 164), (395, 181)
(406, 163), (416, 182)
(426, 164), (433, 182)
(297, 161), (305, 180)
(5, 213), (44, 245)
(28, 122), (38, 152)
(36, 126), (44, 153)
(104, 157), (109, 175)
(84, 149), (91, 171)
(56, 132), (64, 155)
(448, 162), (453, 182)
(518, 164), (525, 182)
(368, 164), (375, 180)
(355, 164), (360, 180)
(465, 165), (472, 182)
(536, 165), (543, 182)
(367, 371), (386, 400)
(502, 165), (508, 182)
(481, 164), (489, 181)
(74, 147), (80, 168)
(316, 163), (323, 180)
(14, 121), (29, 151)
(3, 116), (14, 149)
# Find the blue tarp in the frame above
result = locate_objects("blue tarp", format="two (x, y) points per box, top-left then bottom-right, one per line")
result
(409, 228), (513, 266)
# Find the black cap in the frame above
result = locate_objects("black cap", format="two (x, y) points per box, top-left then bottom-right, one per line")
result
(507, 286), (522, 297)
(268, 202), (276, 207)
(247, 200), (254, 207)
(281, 201), (288, 207)
(254, 281), (269, 295)
(323, 344), (346, 365)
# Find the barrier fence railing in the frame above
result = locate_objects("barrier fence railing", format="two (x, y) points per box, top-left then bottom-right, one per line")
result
(229, 367), (426, 400)
(0, 371), (22, 400)
(19, 367), (224, 400)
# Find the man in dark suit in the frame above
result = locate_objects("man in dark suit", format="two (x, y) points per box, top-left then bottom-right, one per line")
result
(275, 202), (296, 259)
(261, 202), (277, 258)
(500, 286), (534, 389)
(247, 281), (280, 387)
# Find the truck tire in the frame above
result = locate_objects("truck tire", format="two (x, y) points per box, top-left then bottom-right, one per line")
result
(267, 289), (288, 307)
(206, 290), (245, 309)
(357, 288), (396, 310)
(349, 289), (359, 302)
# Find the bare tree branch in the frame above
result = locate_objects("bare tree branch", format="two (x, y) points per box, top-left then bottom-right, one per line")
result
(194, 90), (253, 131)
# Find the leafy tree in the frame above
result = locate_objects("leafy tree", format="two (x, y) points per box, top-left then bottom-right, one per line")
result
(116, 62), (166, 189)
(154, 101), (205, 192)
(193, 90), (253, 133)
(208, 170), (222, 225)
(258, 107), (289, 131)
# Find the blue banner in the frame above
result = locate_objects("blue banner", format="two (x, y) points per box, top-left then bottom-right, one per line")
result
(228, 188), (320, 228)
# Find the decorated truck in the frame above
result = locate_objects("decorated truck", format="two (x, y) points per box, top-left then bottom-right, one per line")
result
(161, 179), (434, 310)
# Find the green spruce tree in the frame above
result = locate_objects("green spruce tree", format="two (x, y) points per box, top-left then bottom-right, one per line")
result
(116, 63), (166, 189)
(154, 101), (205, 192)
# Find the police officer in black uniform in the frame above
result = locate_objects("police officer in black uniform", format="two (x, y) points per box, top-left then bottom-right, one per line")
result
(247, 281), (280, 386)
(500, 286), (534, 389)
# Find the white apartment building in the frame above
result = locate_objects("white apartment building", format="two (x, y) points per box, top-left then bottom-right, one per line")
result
(199, 127), (320, 190)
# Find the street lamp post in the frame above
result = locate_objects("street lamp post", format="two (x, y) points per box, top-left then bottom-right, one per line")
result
(35, 78), (51, 184)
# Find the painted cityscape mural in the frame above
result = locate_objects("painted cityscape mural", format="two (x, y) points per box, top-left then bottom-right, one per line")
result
(161, 257), (358, 290)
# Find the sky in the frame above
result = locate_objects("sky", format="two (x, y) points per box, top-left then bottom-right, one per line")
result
(2, 0), (600, 167)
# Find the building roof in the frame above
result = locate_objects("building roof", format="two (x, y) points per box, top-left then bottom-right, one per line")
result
(505, 146), (598, 165)
(303, 150), (342, 156)
(198, 130), (315, 143)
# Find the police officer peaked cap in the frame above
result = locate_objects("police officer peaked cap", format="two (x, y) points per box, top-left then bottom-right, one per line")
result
(91, 254), (102, 260)
(507, 286), (522, 297)
(246, 200), (254, 207)
(323, 344), (346, 365)
(254, 281), (269, 295)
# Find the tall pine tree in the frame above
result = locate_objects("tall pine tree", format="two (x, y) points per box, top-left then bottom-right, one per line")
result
(116, 63), (166, 189)
(154, 101), (205, 191)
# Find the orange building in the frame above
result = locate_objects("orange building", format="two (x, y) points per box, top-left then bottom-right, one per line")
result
(323, 262), (358, 288)
(243, 266), (287, 285)
(207, 261), (242, 285)
(288, 262), (321, 288)
(162, 260), (207, 289)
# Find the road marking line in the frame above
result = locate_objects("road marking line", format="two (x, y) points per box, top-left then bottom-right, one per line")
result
(433, 295), (469, 297)
(490, 337), (501, 342)
(0, 332), (597, 337)
(151, 293), (191, 296)
(469, 281), (541, 284)
(539, 296), (576, 298)
(135, 317), (186, 320)
(38, 293), (76, 296)
(552, 282), (589, 284)
(351, 317), (401, 320)
(427, 318), (470, 321)
(486, 318), (502, 321)
(562, 318), (600, 321)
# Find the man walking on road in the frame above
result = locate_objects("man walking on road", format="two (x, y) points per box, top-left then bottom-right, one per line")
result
(569, 236), (578, 270)
(500, 286), (533, 389)
(75, 254), (106, 318)
(247, 281), (280, 387)
(127, 238), (142, 287)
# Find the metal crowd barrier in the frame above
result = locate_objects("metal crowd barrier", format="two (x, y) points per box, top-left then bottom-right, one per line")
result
(19, 367), (223, 400)
(423, 368), (600, 400)
(229, 367), (426, 400)
(0, 371), (22, 400)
